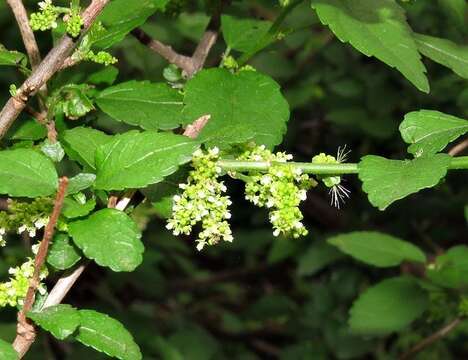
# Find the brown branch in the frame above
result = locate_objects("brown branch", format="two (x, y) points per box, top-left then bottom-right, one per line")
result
(6, 0), (42, 70)
(13, 177), (69, 359)
(448, 138), (468, 156)
(131, 2), (225, 77)
(399, 317), (464, 359)
(0, 0), (111, 140)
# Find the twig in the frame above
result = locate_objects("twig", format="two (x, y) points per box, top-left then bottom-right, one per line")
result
(13, 177), (69, 359)
(449, 138), (468, 156)
(183, 114), (210, 139)
(6, 0), (42, 70)
(131, 2), (225, 77)
(399, 317), (464, 359)
(0, 0), (111, 140)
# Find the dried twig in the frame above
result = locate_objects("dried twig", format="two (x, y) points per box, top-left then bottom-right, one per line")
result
(13, 177), (69, 358)
(6, 0), (42, 70)
(0, 0), (111, 139)
(399, 317), (464, 359)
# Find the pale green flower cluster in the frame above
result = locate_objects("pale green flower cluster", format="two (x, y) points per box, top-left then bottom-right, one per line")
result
(66, 9), (84, 38)
(17, 216), (48, 238)
(0, 258), (48, 308)
(167, 148), (233, 251)
(238, 145), (315, 238)
(83, 50), (118, 66)
(30, 0), (60, 31)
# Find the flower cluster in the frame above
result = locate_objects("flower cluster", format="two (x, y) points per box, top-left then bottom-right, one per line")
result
(0, 198), (52, 247)
(30, 0), (59, 31)
(167, 148), (233, 251)
(0, 258), (48, 308)
(65, 8), (84, 38)
(312, 147), (350, 209)
(83, 50), (118, 66)
(238, 145), (315, 238)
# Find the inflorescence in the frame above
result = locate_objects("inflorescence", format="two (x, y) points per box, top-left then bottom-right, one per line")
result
(166, 148), (233, 251)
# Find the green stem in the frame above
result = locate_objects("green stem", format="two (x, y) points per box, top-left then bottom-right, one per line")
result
(237, 0), (304, 65)
(218, 156), (468, 175)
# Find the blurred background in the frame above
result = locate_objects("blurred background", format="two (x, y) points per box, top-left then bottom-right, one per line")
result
(0, 0), (467, 358)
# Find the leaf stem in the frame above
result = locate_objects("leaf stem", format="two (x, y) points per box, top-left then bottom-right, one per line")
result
(218, 156), (468, 175)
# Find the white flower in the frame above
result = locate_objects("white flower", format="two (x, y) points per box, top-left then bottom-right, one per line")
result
(34, 218), (48, 230)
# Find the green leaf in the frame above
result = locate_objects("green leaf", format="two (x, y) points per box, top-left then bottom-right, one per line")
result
(62, 197), (96, 219)
(87, 66), (119, 85)
(67, 173), (96, 195)
(297, 242), (344, 276)
(28, 304), (80, 340)
(427, 245), (468, 288)
(95, 131), (198, 191)
(68, 209), (144, 272)
(399, 110), (468, 157)
(311, 0), (429, 92)
(327, 231), (426, 267)
(0, 45), (26, 67)
(62, 127), (112, 171)
(47, 233), (82, 270)
(96, 81), (183, 130)
(41, 140), (65, 163)
(94, 0), (169, 49)
(349, 277), (428, 335)
(0, 338), (17, 359)
(76, 309), (142, 360)
(415, 33), (468, 80)
(182, 68), (289, 148)
(358, 154), (451, 210)
(438, 0), (467, 29)
(50, 84), (95, 120)
(0, 149), (58, 197)
(221, 15), (272, 53)
(8, 119), (46, 141)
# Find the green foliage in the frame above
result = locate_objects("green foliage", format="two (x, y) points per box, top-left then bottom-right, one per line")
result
(400, 110), (468, 157)
(349, 277), (428, 335)
(0, 149), (58, 197)
(221, 15), (272, 53)
(358, 154), (452, 210)
(427, 246), (468, 289)
(311, 0), (429, 92)
(96, 81), (184, 130)
(182, 68), (289, 148)
(95, 131), (199, 190)
(76, 309), (142, 360)
(328, 231), (426, 267)
(28, 304), (81, 340)
(47, 233), (82, 270)
(0, 338), (16, 360)
(68, 209), (144, 272)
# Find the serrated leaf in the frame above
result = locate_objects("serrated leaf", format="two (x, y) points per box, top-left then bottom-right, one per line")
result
(182, 68), (289, 148)
(95, 131), (198, 190)
(0, 46), (26, 67)
(0, 338), (17, 359)
(427, 246), (468, 289)
(415, 33), (468, 79)
(311, 0), (429, 92)
(67, 173), (96, 195)
(399, 110), (468, 157)
(47, 233), (82, 270)
(62, 197), (96, 219)
(96, 81), (183, 130)
(68, 209), (144, 272)
(349, 277), (428, 335)
(221, 15), (272, 53)
(358, 154), (451, 210)
(0, 149), (58, 197)
(62, 127), (112, 171)
(8, 118), (47, 141)
(94, 0), (169, 49)
(327, 231), (426, 267)
(76, 309), (142, 360)
(297, 242), (344, 276)
(28, 304), (80, 340)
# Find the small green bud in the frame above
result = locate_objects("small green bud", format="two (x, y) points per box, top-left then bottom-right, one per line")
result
(65, 9), (84, 38)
